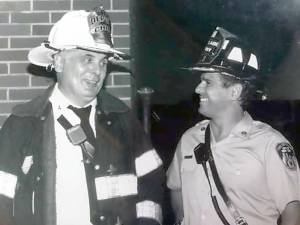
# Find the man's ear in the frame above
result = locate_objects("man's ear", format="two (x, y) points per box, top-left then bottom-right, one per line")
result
(53, 53), (64, 73)
(231, 83), (243, 100)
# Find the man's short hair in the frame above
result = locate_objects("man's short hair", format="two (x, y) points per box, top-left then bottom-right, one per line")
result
(219, 73), (255, 108)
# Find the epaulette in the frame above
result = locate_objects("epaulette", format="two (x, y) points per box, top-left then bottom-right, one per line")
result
(195, 119), (210, 132)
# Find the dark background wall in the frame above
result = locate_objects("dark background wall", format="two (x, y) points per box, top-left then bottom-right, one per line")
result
(131, 0), (300, 105)
(130, 0), (300, 163)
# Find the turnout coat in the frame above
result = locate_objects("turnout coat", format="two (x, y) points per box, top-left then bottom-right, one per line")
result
(0, 86), (164, 225)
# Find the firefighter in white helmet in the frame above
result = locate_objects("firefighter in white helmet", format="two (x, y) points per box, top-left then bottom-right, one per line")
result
(0, 6), (164, 225)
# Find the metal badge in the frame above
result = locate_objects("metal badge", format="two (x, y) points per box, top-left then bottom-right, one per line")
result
(87, 6), (113, 46)
(235, 216), (248, 225)
(276, 142), (297, 170)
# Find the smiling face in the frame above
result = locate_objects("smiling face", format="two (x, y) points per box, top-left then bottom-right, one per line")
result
(194, 72), (238, 119)
(55, 49), (108, 106)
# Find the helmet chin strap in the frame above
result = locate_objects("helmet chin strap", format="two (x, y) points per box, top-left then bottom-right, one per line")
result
(43, 41), (61, 52)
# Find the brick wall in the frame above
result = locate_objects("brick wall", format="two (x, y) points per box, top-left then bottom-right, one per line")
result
(0, 0), (131, 127)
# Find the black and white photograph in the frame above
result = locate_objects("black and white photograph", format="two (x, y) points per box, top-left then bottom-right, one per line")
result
(0, 0), (299, 225)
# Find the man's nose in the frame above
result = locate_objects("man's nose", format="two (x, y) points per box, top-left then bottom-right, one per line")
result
(195, 82), (204, 94)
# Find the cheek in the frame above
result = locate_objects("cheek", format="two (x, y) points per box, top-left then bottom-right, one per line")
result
(99, 73), (107, 83)
(70, 74), (81, 85)
(100, 69), (108, 80)
(206, 88), (219, 100)
(207, 87), (225, 98)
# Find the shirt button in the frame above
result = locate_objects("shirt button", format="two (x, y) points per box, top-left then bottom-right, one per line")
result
(107, 121), (112, 126)
(94, 164), (100, 170)
(40, 116), (46, 121)
(96, 110), (101, 115)
(36, 176), (41, 182)
(100, 216), (106, 221)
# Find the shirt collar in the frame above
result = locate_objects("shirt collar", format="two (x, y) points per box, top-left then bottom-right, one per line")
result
(12, 84), (129, 118)
(230, 111), (253, 139)
(49, 84), (97, 110)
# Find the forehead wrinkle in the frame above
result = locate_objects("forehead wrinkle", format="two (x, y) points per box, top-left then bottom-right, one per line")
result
(82, 51), (107, 60)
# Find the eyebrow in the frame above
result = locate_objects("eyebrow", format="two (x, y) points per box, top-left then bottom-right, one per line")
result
(85, 54), (95, 58)
(85, 53), (108, 60)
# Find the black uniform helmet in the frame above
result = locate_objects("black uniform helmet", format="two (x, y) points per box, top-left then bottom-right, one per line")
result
(187, 27), (260, 82)
(184, 27), (267, 100)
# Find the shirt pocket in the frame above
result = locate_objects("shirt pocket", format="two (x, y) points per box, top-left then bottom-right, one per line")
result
(181, 157), (196, 173)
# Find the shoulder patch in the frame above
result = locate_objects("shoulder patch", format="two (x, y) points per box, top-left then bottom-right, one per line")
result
(276, 142), (297, 170)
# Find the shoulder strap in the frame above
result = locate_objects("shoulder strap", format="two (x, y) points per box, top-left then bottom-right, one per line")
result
(56, 114), (100, 224)
(205, 126), (230, 204)
(201, 126), (231, 225)
(57, 114), (95, 162)
(205, 126), (248, 225)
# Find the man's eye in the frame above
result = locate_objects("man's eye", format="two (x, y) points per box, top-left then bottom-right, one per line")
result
(201, 80), (209, 85)
(203, 79), (211, 85)
(84, 56), (94, 64)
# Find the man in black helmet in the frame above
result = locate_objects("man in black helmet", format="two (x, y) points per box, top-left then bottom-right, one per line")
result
(0, 6), (164, 225)
(167, 27), (300, 225)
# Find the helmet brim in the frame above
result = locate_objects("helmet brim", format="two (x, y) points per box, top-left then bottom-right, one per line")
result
(28, 44), (131, 68)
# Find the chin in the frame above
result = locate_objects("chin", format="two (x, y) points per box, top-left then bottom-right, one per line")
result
(198, 106), (205, 114)
(198, 107), (202, 114)
(84, 86), (101, 95)
(83, 93), (98, 101)
(80, 90), (98, 101)
(198, 108), (210, 118)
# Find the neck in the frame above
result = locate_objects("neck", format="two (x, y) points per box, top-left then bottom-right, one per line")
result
(57, 85), (93, 107)
(210, 106), (244, 142)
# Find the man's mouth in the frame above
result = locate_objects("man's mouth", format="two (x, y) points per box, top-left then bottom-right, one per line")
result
(200, 96), (208, 102)
(83, 79), (99, 87)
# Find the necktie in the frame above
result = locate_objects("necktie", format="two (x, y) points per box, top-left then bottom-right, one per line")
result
(68, 105), (96, 161)
(67, 105), (100, 220)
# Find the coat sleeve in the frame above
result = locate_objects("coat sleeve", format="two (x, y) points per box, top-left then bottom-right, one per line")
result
(0, 115), (33, 224)
(127, 112), (165, 225)
(166, 139), (183, 191)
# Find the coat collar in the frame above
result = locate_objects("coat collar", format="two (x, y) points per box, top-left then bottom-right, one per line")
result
(12, 84), (129, 118)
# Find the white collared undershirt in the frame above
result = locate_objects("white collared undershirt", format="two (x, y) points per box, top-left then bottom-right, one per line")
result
(49, 84), (96, 225)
